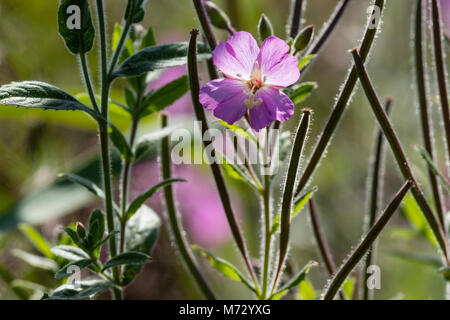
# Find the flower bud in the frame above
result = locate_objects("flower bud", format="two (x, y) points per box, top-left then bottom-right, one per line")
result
(76, 222), (86, 239)
(294, 25), (314, 53)
(205, 1), (231, 30)
(258, 14), (274, 42)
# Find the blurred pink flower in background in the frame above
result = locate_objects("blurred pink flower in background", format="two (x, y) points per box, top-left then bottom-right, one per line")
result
(131, 162), (234, 248)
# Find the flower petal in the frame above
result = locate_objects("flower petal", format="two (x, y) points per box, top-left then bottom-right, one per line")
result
(257, 36), (300, 87)
(212, 31), (259, 80)
(248, 104), (274, 131)
(256, 87), (294, 122)
(199, 78), (248, 125)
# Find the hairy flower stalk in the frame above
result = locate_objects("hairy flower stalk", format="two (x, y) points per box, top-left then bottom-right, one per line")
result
(323, 181), (412, 300)
(294, 0), (385, 199)
(289, 0), (306, 39)
(160, 114), (217, 300)
(188, 29), (260, 294)
(431, 0), (450, 164)
(271, 109), (311, 296)
(351, 48), (449, 261)
(414, 0), (446, 234)
(308, 198), (346, 300)
(362, 98), (391, 300)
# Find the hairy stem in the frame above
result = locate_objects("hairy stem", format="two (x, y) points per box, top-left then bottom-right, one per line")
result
(271, 109), (311, 295)
(289, 0), (306, 39)
(79, 53), (99, 112)
(362, 99), (391, 300)
(351, 48), (449, 260)
(295, 0), (385, 198)
(322, 181), (412, 300)
(431, 0), (450, 164)
(160, 114), (217, 300)
(261, 174), (272, 299)
(308, 198), (346, 300)
(415, 0), (446, 239)
(188, 29), (260, 294)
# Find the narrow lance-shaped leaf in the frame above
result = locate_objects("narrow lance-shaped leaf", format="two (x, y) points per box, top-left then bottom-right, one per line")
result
(55, 259), (93, 279)
(113, 42), (211, 79)
(51, 245), (90, 261)
(18, 224), (53, 259)
(139, 75), (190, 117)
(108, 124), (134, 162)
(102, 251), (151, 272)
(192, 246), (256, 293)
(416, 146), (450, 193)
(125, 178), (186, 220)
(58, 173), (104, 199)
(57, 0), (95, 54)
(0, 81), (98, 119)
(87, 209), (105, 247)
(284, 82), (318, 105)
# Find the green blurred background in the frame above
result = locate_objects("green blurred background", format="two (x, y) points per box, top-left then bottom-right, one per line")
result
(0, 0), (448, 300)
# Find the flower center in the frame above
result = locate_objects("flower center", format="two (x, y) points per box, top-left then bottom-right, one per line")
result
(243, 61), (265, 109)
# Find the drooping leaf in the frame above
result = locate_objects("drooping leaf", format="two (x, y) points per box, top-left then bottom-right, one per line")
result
(57, 0), (95, 54)
(139, 75), (189, 117)
(271, 261), (317, 299)
(125, 178), (185, 220)
(271, 187), (318, 234)
(298, 280), (316, 300)
(284, 82), (318, 105)
(0, 81), (98, 118)
(45, 280), (113, 300)
(18, 224), (53, 259)
(58, 173), (104, 199)
(122, 205), (160, 286)
(101, 251), (151, 272)
(55, 259), (93, 279)
(11, 249), (58, 272)
(51, 245), (90, 261)
(192, 246), (256, 293)
(113, 42), (211, 78)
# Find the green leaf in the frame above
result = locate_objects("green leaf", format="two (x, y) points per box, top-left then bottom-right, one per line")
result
(416, 146), (450, 193)
(134, 125), (180, 162)
(125, 178), (185, 220)
(298, 280), (316, 300)
(192, 245), (256, 293)
(87, 209), (105, 247)
(217, 120), (257, 144)
(342, 277), (355, 300)
(108, 124), (134, 162)
(102, 251), (151, 272)
(113, 42), (211, 78)
(125, 0), (146, 23)
(402, 194), (437, 247)
(92, 230), (119, 251)
(391, 250), (442, 268)
(139, 75), (189, 117)
(10, 280), (49, 296)
(285, 82), (318, 104)
(55, 259), (93, 279)
(45, 280), (112, 300)
(57, 0), (95, 54)
(62, 227), (85, 248)
(11, 249), (58, 272)
(140, 27), (156, 49)
(298, 54), (317, 70)
(271, 187), (318, 234)
(271, 261), (317, 299)
(438, 267), (450, 281)
(221, 162), (258, 191)
(58, 173), (104, 199)
(122, 205), (161, 286)
(51, 245), (90, 261)
(112, 23), (134, 65)
(0, 81), (97, 118)
(18, 224), (53, 259)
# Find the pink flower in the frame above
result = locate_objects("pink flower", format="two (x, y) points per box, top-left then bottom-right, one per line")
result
(199, 31), (300, 131)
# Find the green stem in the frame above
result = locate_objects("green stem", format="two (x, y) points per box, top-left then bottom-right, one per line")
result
(308, 198), (346, 300)
(160, 114), (217, 300)
(188, 29), (260, 295)
(271, 109), (311, 296)
(95, 0), (122, 300)
(431, 0), (450, 164)
(79, 53), (99, 112)
(261, 174), (272, 299)
(295, 0), (385, 198)
(362, 98), (391, 300)
(415, 0), (446, 232)
(322, 181), (412, 300)
(351, 48), (449, 261)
